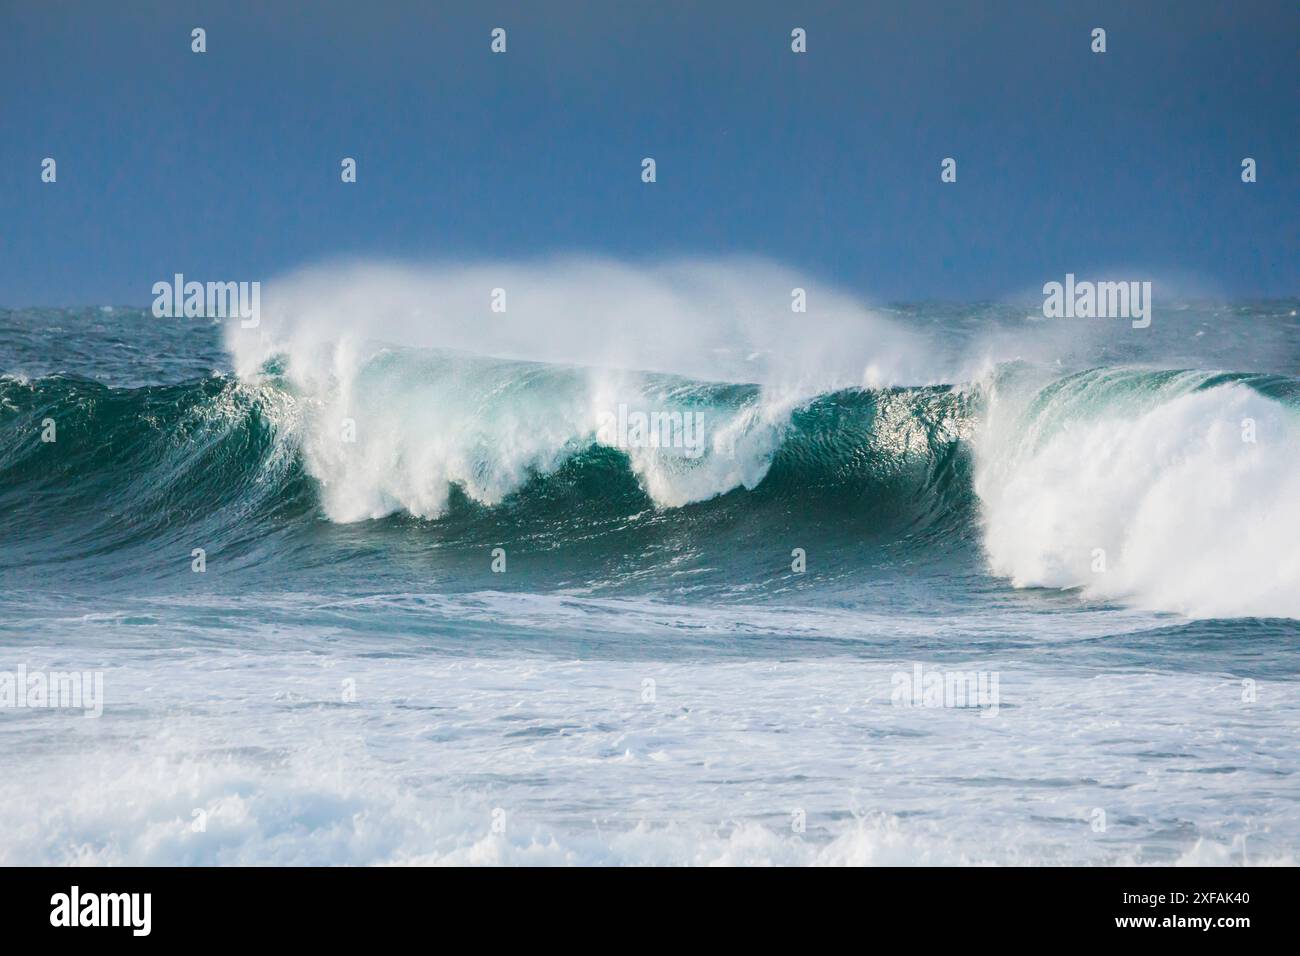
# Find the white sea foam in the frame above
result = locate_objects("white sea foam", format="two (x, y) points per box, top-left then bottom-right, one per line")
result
(1, 648), (1293, 866)
(975, 371), (1300, 619)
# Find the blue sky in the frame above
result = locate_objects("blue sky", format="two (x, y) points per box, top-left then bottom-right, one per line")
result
(1, 0), (1295, 305)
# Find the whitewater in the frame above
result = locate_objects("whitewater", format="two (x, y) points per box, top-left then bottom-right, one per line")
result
(1, 258), (1297, 865)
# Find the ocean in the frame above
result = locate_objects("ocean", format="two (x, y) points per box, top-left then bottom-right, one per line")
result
(1, 267), (1297, 865)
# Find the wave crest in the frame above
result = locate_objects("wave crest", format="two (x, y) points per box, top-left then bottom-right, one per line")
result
(975, 367), (1300, 618)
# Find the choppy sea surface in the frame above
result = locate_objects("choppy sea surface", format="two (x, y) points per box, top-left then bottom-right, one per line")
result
(1, 285), (1297, 865)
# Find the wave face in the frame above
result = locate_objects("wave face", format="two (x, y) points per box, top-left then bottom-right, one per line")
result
(0, 363), (978, 595)
(256, 343), (975, 523)
(0, 372), (309, 583)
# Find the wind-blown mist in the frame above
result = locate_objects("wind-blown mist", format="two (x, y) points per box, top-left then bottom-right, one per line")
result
(229, 257), (941, 388)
